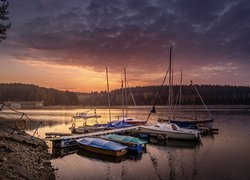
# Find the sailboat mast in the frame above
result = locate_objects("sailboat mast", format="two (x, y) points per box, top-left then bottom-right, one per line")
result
(121, 79), (125, 120)
(106, 67), (111, 122)
(124, 67), (128, 117)
(179, 69), (183, 119)
(172, 68), (174, 111)
(168, 46), (173, 110)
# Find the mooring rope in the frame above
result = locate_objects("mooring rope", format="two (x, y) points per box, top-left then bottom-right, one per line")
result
(191, 81), (213, 119)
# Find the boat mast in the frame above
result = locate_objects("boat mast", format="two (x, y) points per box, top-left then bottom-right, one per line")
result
(121, 79), (125, 120)
(179, 69), (183, 120)
(168, 47), (172, 107)
(191, 81), (197, 120)
(168, 46), (173, 117)
(171, 68), (174, 116)
(106, 67), (111, 122)
(124, 67), (128, 117)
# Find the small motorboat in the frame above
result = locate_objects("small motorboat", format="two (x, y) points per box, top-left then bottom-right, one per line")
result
(76, 137), (128, 156)
(73, 112), (101, 119)
(101, 134), (147, 153)
(71, 124), (106, 134)
(120, 117), (147, 125)
(139, 123), (200, 141)
(71, 109), (103, 134)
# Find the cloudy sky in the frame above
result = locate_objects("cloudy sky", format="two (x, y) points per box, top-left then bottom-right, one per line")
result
(0, 0), (249, 92)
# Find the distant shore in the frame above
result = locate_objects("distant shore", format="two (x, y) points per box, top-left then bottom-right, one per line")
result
(18, 105), (250, 111)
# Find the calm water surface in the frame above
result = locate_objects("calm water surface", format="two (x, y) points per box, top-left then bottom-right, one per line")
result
(2, 108), (250, 180)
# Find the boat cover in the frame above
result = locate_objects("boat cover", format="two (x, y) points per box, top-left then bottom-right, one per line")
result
(102, 134), (147, 144)
(105, 121), (134, 129)
(77, 137), (128, 151)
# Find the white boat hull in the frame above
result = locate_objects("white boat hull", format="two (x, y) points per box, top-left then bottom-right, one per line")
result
(139, 123), (200, 140)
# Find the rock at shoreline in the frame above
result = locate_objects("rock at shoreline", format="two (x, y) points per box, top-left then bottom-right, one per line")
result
(0, 129), (55, 180)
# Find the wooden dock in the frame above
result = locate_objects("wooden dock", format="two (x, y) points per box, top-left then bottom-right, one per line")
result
(45, 132), (72, 138)
(45, 126), (140, 148)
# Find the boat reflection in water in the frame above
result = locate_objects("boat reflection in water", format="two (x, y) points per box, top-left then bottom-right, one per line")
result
(145, 139), (202, 180)
(147, 136), (201, 148)
(51, 146), (79, 159)
(50, 132), (210, 180)
(77, 149), (143, 163)
(51, 146), (143, 162)
(166, 139), (202, 149)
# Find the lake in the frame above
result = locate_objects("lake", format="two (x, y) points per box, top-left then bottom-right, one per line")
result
(2, 108), (250, 180)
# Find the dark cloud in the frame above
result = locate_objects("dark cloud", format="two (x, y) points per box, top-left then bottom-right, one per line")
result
(1, 0), (250, 81)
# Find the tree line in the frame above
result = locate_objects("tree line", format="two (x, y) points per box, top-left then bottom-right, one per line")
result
(1, 83), (250, 106)
(0, 83), (79, 105)
(77, 84), (250, 106)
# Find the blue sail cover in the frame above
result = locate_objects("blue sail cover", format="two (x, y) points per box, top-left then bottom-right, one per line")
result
(77, 137), (128, 151)
(105, 121), (134, 129)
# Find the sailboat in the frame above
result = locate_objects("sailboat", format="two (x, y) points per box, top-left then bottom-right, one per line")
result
(157, 47), (214, 129)
(139, 46), (200, 141)
(71, 67), (113, 134)
(115, 68), (147, 125)
(139, 122), (200, 140)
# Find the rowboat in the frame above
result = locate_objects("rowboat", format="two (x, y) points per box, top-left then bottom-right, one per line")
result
(101, 134), (147, 153)
(77, 137), (128, 156)
(139, 123), (200, 141)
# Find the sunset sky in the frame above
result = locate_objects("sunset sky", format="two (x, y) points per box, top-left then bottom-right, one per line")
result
(0, 0), (249, 92)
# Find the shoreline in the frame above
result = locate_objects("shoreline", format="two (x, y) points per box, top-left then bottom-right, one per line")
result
(0, 126), (55, 180)
(10, 105), (250, 111)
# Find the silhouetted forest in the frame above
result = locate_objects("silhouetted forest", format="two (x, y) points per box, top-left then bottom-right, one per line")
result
(78, 85), (250, 106)
(1, 83), (250, 106)
(0, 83), (79, 105)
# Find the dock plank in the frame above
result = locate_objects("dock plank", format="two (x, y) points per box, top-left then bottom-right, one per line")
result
(45, 132), (72, 137)
(45, 126), (140, 141)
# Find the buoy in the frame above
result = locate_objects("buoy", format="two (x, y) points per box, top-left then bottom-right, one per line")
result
(15, 119), (27, 130)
